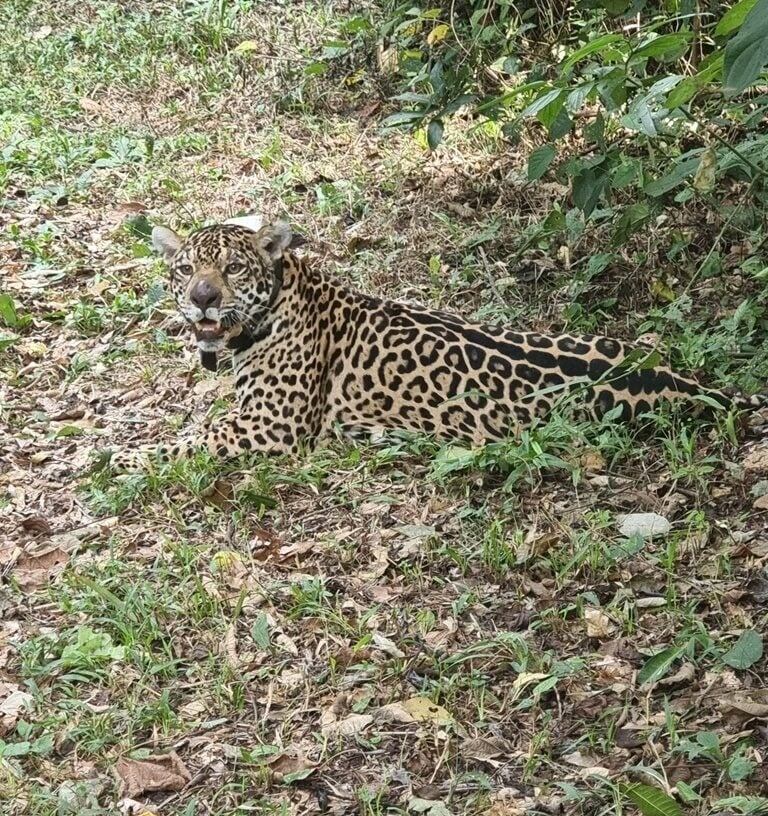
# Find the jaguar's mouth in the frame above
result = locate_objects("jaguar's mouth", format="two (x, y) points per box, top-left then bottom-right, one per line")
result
(192, 320), (230, 358)
(194, 319), (226, 341)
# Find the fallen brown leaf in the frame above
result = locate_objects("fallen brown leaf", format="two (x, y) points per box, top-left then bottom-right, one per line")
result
(720, 689), (768, 719)
(744, 446), (768, 474)
(753, 494), (768, 511)
(0, 683), (34, 736)
(14, 546), (68, 589)
(222, 623), (239, 669)
(201, 478), (235, 511)
(79, 97), (103, 113)
(115, 201), (147, 214)
(614, 726), (647, 749)
(268, 752), (316, 782)
(321, 712), (373, 737)
(460, 735), (512, 763)
(0, 542), (20, 568)
(584, 607), (617, 639)
(20, 516), (53, 537)
(580, 449), (606, 472)
(655, 661), (695, 690)
(376, 701), (416, 724)
(115, 752), (191, 798)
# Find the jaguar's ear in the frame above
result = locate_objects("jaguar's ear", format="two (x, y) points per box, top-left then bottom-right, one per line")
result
(224, 214), (265, 232)
(255, 221), (292, 261)
(152, 226), (182, 260)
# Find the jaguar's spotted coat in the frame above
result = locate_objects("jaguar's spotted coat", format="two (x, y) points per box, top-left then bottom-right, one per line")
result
(109, 220), (765, 471)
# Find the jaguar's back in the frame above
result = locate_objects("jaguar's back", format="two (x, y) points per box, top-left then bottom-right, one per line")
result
(319, 283), (731, 445)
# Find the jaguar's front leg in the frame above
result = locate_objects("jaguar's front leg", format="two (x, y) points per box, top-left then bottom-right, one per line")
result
(106, 435), (200, 474)
(107, 412), (296, 473)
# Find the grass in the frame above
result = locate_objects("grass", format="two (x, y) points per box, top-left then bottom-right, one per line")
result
(1, 1), (767, 815)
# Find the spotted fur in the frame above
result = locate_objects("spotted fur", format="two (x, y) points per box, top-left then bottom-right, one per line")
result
(109, 220), (766, 471)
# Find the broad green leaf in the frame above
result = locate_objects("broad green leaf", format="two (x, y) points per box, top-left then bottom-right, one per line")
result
(0, 294), (19, 328)
(0, 740), (32, 758)
(234, 40), (260, 54)
(621, 98), (657, 136)
(125, 214), (152, 239)
(521, 89), (564, 119)
(547, 107), (572, 139)
(427, 119), (443, 150)
(692, 392), (730, 412)
(666, 76), (700, 108)
(55, 424), (86, 438)
(622, 783), (683, 816)
(638, 646), (682, 686)
(644, 156), (700, 197)
(667, 55), (724, 108)
(675, 781), (701, 804)
(441, 92), (476, 116)
(30, 733), (53, 755)
(409, 797), (452, 816)
(567, 82), (594, 112)
(572, 166), (609, 216)
(246, 743), (281, 761)
(282, 767), (315, 784)
(721, 629), (763, 669)
(728, 754), (757, 782)
(631, 33), (692, 62)
(322, 39), (349, 58)
(429, 61), (444, 94)
(611, 202), (649, 247)
(644, 75), (684, 99)
(697, 731), (722, 751)
(602, 0), (631, 14)
(714, 796), (768, 814)
(341, 15), (372, 35)
(620, 347), (662, 370)
(536, 93), (564, 130)
(561, 34), (626, 73)
(304, 61), (329, 76)
(460, 221), (500, 248)
(382, 111), (425, 129)
(251, 613), (270, 650)
(596, 66), (629, 109)
(527, 145), (556, 180)
(541, 207), (566, 232)
(716, 0), (759, 36)
(532, 675), (559, 697)
(431, 445), (476, 477)
(723, 0), (768, 94)
(393, 92), (432, 104)
(611, 157), (642, 189)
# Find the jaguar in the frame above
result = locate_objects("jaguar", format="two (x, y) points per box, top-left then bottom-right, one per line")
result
(109, 217), (766, 472)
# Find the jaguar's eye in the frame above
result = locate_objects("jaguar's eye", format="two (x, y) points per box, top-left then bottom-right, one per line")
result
(225, 262), (247, 277)
(176, 264), (193, 277)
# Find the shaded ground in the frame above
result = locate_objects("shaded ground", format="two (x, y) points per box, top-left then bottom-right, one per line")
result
(1, 2), (767, 815)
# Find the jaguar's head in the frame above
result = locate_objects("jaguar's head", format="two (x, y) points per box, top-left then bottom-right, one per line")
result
(152, 221), (292, 362)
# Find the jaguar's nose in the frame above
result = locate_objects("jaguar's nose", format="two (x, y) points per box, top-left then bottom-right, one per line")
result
(190, 279), (222, 313)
